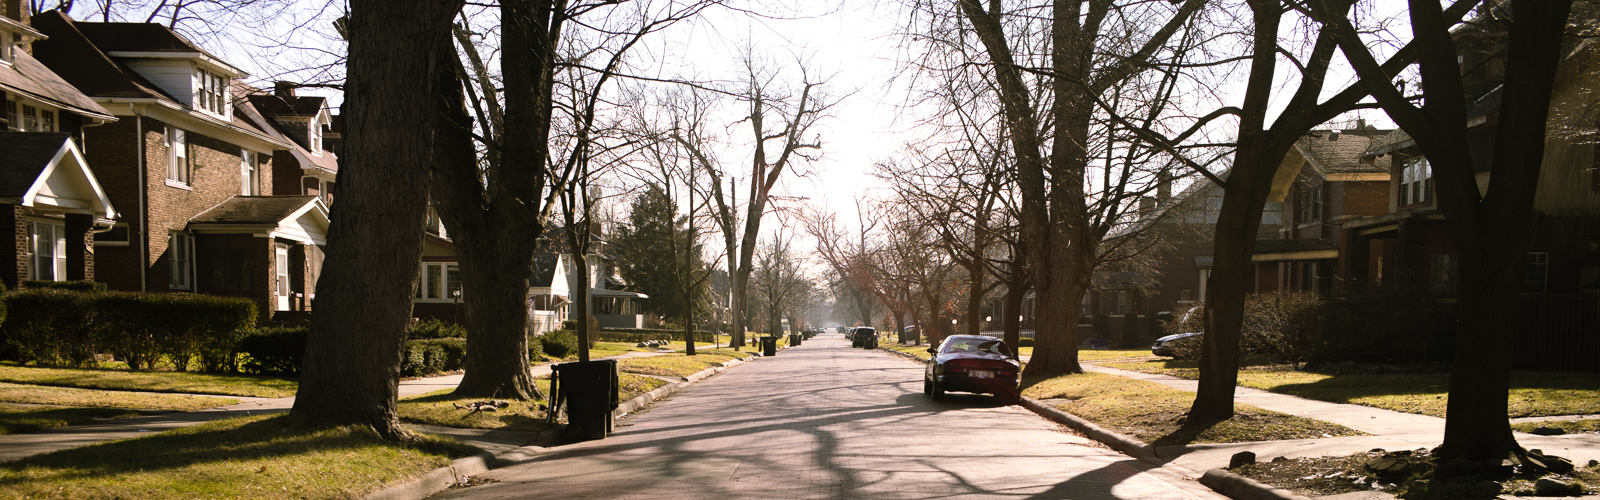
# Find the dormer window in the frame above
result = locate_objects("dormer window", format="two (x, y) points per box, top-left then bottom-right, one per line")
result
(311, 120), (323, 155)
(195, 67), (229, 116)
(1, 32), (13, 65)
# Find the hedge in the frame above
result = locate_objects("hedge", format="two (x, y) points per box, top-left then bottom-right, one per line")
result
(238, 327), (309, 375)
(22, 280), (108, 292)
(408, 318), (466, 339)
(595, 329), (711, 343)
(539, 330), (580, 358)
(1, 289), (256, 371)
(400, 338), (467, 377)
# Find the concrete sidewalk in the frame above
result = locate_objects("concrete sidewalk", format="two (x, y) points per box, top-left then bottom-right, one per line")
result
(1080, 364), (1600, 473)
(0, 349), (687, 463)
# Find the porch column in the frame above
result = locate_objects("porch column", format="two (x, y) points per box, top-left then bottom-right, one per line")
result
(64, 214), (93, 282)
(1, 205), (24, 290)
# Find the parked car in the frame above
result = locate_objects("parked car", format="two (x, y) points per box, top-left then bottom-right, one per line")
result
(1151, 332), (1203, 357)
(851, 327), (878, 348)
(924, 335), (1021, 404)
(837, 326), (848, 333)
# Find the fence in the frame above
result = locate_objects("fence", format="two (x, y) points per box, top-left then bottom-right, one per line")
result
(1514, 292), (1600, 372)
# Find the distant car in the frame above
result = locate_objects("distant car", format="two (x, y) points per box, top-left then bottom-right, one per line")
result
(837, 326), (848, 333)
(924, 335), (1021, 404)
(851, 327), (878, 348)
(1151, 332), (1203, 357)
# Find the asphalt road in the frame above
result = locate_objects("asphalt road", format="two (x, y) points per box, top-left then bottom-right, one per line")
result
(436, 333), (1223, 500)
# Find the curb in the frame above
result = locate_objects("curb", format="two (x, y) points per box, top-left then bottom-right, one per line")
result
(1198, 469), (1315, 500)
(361, 452), (494, 500)
(364, 354), (755, 500)
(1019, 396), (1159, 462)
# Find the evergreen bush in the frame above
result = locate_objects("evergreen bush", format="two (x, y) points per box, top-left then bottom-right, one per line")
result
(21, 280), (108, 292)
(540, 330), (580, 358)
(238, 327), (309, 375)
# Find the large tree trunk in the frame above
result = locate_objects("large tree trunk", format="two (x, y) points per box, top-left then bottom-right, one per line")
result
(1002, 278), (1026, 360)
(290, 0), (461, 439)
(964, 262), (984, 337)
(430, 35), (540, 400)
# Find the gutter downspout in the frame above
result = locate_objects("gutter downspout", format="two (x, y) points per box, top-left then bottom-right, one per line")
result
(133, 104), (146, 292)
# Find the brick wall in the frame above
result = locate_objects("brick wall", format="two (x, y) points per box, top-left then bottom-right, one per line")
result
(1, 205), (23, 290)
(270, 150), (302, 196)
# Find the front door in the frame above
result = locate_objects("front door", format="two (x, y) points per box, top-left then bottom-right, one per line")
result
(276, 245), (290, 311)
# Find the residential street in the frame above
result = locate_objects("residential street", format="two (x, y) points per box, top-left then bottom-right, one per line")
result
(437, 333), (1223, 500)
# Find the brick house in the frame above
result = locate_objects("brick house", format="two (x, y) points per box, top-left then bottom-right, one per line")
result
(242, 82), (337, 204)
(0, 4), (118, 290)
(1252, 125), (1393, 294)
(28, 10), (330, 321)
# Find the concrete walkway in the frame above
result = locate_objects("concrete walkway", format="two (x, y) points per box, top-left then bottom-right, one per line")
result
(1079, 364), (1600, 474)
(0, 349), (687, 463)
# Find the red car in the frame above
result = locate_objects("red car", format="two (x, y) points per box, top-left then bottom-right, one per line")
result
(924, 335), (1021, 404)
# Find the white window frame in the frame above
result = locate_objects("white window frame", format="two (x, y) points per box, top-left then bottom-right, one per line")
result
(169, 233), (194, 289)
(240, 149), (258, 195)
(415, 262), (461, 301)
(1, 32), (13, 66)
(26, 221), (68, 281)
(166, 127), (189, 184)
(194, 67), (229, 116)
(310, 120), (323, 156)
(1400, 157), (1431, 206)
(276, 244), (290, 298)
(21, 103), (36, 131)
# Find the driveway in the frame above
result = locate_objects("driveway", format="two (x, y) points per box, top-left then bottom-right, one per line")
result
(437, 333), (1222, 500)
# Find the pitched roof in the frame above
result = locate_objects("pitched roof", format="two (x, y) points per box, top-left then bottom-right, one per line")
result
(29, 11), (182, 102)
(248, 93), (326, 117)
(0, 132), (72, 197)
(189, 195), (319, 225)
(1293, 127), (1394, 175)
(531, 252), (561, 286)
(233, 83), (338, 172)
(0, 50), (114, 120)
(71, 22), (213, 54)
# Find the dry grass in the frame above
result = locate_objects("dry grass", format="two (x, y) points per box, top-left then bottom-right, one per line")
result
(0, 362), (296, 398)
(0, 414), (479, 499)
(1511, 418), (1600, 435)
(1022, 371), (1364, 445)
(1101, 360), (1600, 418)
(0, 382), (238, 411)
(397, 373), (667, 432)
(617, 351), (749, 378)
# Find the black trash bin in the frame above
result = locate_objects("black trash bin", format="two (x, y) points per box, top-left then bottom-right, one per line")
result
(791, 333), (801, 346)
(550, 359), (618, 443)
(762, 336), (777, 357)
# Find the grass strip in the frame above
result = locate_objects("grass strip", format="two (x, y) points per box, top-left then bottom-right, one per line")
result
(1077, 349), (1155, 362)
(883, 344), (934, 361)
(0, 363), (296, 398)
(0, 382), (238, 411)
(397, 373), (668, 432)
(0, 403), (145, 435)
(617, 351), (748, 378)
(1022, 371), (1364, 445)
(1511, 418), (1600, 435)
(1101, 360), (1600, 418)
(0, 414), (479, 499)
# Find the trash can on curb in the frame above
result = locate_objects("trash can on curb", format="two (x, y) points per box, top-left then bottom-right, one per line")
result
(762, 336), (777, 357)
(550, 359), (618, 443)
(790, 333), (801, 346)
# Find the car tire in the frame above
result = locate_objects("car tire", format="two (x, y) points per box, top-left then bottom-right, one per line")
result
(930, 379), (945, 401)
(923, 378), (932, 395)
(997, 389), (1020, 406)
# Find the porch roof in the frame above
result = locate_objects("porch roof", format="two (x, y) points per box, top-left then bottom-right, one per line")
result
(0, 132), (116, 219)
(1251, 238), (1338, 262)
(188, 195), (328, 245)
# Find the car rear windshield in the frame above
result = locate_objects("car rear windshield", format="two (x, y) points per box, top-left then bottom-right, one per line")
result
(857, 328), (875, 334)
(943, 338), (1012, 356)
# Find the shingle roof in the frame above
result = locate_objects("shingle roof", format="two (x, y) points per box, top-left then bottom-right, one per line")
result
(248, 93), (326, 117)
(0, 132), (71, 197)
(30, 10), (179, 102)
(1293, 127), (1394, 175)
(0, 50), (114, 120)
(189, 195), (319, 225)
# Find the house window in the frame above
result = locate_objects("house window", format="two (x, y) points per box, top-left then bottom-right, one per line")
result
(4, 95), (14, 131)
(446, 264), (461, 298)
(1399, 157), (1431, 206)
(93, 225), (130, 246)
(416, 263), (448, 299)
(1297, 185), (1322, 223)
(1430, 254), (1459, 294)
(194, 68), (228, 115)
(21, 104), (36, 131)
(26, 221), (67, 281)
(240, 150), (258, 195)
(41, 110), (53, 132)
(169, 233), (194, 289)
(321, 180), (335, 205)
(1, 32), (13, 65)
(276, 244), (290, 299)
(166, 127), (188, 184)
(1523, 252), (1548, 294)
(311, 121), (323, 155)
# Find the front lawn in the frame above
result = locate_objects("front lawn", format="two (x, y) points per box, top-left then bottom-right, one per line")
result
(1511, 418), (1600, 435)
(617, 351), (752, 378)
(0, 403), (144, 435)
(1101, 360), (1600, 418)
(397, 373), (668, 432)
(0, 363), (296, 398)
(1023, 371), (1364, 445)
(0, 382), (238, 411)
(0, 414), (479, 499)
(883, 344), (934, 361)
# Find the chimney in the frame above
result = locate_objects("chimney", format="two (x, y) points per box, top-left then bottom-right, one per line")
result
(1157, 170), (1172, 202)
(1329, 130), (1341, 141)
(1358, 118), (1367, 130)
(2, 0), (27, 25)
(274, 81), (296, 99)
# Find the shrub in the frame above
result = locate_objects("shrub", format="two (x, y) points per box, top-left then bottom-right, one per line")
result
(539, 330), (580, 358)
(408, 338), (467, 374)
(238, 327), (309, 375)
(1, 289), (99, 367)
(1314, 286), (1456, 366)
(1091, 314), (1111, 341)
(400, 341), (446, 377)
(1240, 291), (1325, 369)
(21, 280), (108, 292)
(95, 293), (255, 372)
(1120, 314), (1141, 348)
(407, 318), (466, 339)
(527, 334), (545, 361)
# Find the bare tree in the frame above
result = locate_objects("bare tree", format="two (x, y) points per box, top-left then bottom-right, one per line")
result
(290, 0), (462, 439)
